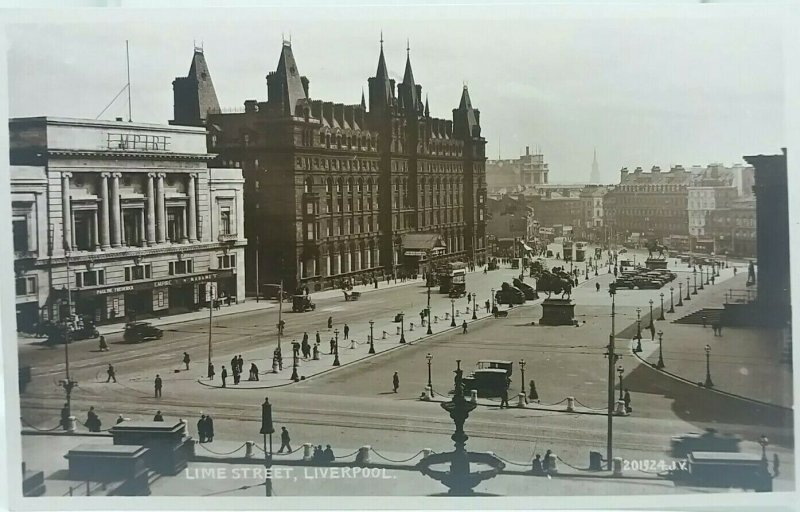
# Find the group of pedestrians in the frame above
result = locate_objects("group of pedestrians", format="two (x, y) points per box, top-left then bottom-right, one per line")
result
(531, 449), (555, 476)
(197, 414), (215, 443)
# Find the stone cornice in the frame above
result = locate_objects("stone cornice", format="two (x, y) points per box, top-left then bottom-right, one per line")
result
(48, 149), (216, 162)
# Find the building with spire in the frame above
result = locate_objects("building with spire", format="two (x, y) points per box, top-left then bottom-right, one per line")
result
(171, 47), (220, 127)
(590, 148), (600, 184)
(171, 39), (487, 293)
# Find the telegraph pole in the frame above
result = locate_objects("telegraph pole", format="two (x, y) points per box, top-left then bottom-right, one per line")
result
(605, 283), (618, 470)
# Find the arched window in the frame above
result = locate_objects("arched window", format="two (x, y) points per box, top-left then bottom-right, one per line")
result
(304, 177), (313, 193)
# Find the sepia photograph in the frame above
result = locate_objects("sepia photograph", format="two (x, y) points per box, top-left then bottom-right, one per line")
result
(0, 1), (797, 510)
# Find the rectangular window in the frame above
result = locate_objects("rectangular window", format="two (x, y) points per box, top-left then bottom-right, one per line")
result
(75, 269), (105, 288)
(15, 277), (34, 296)
(306, 202), (314, 215)
(123, 209), (143, 247)
(307, 222), (315, 240)
(125, 264), (151, 281)
(220, 206), (232, 235)
(13, 217), (28, 253)
(217, 255), (237, 269)
(167, 207), (184, 241)
(74, 210), (96, 251)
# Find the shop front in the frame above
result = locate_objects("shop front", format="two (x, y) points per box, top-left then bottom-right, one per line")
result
(75, 269), (236, 325)
(401, 233), (447, 277)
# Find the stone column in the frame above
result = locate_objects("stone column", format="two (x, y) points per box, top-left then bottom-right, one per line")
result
(110, 173), (122, 247)
(139, 209), (146, 247)
(92, 209), (100, 250)
(99, 173), (110, 249)
(61, 172), (72, 252)
(156, 173), (166, 243)
(187, 174), (197, 242)
(146, 173), (156, 245)
(180, 205), (188, 243)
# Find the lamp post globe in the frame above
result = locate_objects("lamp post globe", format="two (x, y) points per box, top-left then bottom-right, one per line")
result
(759, 434), (769, 461)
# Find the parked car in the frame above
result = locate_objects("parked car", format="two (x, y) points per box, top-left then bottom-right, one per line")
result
(512, 278), (537, 300)
(614, 279), (636, 289)
(462, 365), (511, 398)
(123, 321), (163, 343)
(44, 315), (99, 345)
(670, 428), (741, 458)
(633, 277), (663, 290)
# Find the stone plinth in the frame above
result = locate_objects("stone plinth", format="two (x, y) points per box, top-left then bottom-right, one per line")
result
(110, 421), (192, 475)
(64, 444), (150, 495)
(645, 258), (668, 270)
(539, 299), (576, 326)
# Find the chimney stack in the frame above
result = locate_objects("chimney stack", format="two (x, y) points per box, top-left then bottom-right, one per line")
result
(526, 146), (530, 156)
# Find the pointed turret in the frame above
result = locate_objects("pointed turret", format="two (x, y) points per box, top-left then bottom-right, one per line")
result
(368, 34), (395, 116)
(453, 85), (480, 139)
(590, 147), (600, 183)
(171, 47), (221, 126)
(266, 40), (309, 117)
(361, 88), (366, 110)
(424, 95), (430, 118)
(397, 40), (421, 117)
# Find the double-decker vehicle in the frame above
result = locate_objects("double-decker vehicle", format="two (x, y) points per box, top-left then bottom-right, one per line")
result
(437, 261), (467, 295)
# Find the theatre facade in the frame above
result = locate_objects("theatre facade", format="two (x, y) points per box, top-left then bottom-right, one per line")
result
(10, 117), (246, 332)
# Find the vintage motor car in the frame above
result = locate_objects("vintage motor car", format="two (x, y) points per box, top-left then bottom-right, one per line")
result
(292, 295), (316, 312)
(670, 428), (741, 458)
(495, 282), (526, 305)
(461, 368), (511, 398)
(44, 315), (100, 345)
(512, 278), (537, 300)
(123, 321), (163, 343)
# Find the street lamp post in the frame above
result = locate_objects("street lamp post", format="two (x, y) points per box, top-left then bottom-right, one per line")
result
(490, 288), (495, 311)
(290, 345), (299, 382)
(426, 353), (433, 392)
(705, 266), (710, 285)
(656, 330), (665, 369)
(704, 344), (713, 388)
(472, 293), (477, 320)
(677, 282), (684, 307)
(605, 282), (619, 470)
(658, 294), (665, 321)
(368, 320), (375, 354)
(668, 287), (675, 313)
(692, 269), (698, 295)
(427, 286), (433, 335)
(333, 329), (340, 366)
(520, 359), (526, 397)
(617, 365), (624, 401)
(648, 299), (655, 330)
(635, 306), (642, 337)
(759, 435), (769, 462)
(686, 277), (692, 300)
(399, 312), (406, 343)
(699, 267), (705, 290)
(259, 397), (274, 497)
(450, 299), (456, 327)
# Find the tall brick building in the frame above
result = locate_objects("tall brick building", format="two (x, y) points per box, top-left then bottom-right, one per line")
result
(172, 42), (487, 293)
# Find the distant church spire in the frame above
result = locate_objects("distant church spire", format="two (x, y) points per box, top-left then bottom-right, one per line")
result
(590, 147), (600, 183)
(424, 94), (430, 117)
(361, 88), (366, 109)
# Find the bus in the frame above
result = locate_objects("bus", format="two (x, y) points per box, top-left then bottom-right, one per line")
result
(437, 261), (467, 295)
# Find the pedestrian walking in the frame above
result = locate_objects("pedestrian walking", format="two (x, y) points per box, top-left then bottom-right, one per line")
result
(98, 335), (109, 352)
(623, 389), (632, 413)
(237, 355), (244, 373)
(249, 363), (259, 381)
(543, 450), (552, 474)
(392, 371), (399, 393)
(595, 282), (600, 292)
(327, 316), (333, 329)
(344, 324), (350, 340)
(205, 415), (215, 442)
(316, 331), (321, 345)
(292, 341), (300, 358)
(183, 352), (191, 371)
(230, 356), (238, 373)
(485, 300), (490, 313)
(278, 426), (292, 453)
(499, 378), (510, 408)
(153, 410), (164, 422)
(116, 414), (125, 424)
(329, 338), (336, 355)
(208, 362), (215, 381)
(462, 320), (468, 334)
(86, 406), (101, 432)
(419, 310), (425, 325)
(302, 332), (309, 345)
(106, 364), (117, 383)
(649, 323), (656, 341)
(154, 374), (162, 398)
(233, 367), (241, 385)
(313, 343), (319, 359)
(528, 379), (539, 402)
(301, 339), (310, 358)
(221, 366), (228, 388)
(197, 414), (207, 443)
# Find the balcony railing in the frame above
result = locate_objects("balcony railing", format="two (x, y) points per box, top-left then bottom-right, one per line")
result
(725, 288), (757, 305)
(218, 233), (238, 243)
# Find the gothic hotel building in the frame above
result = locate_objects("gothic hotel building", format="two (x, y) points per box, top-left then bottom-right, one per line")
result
(172, 41), (488, 293)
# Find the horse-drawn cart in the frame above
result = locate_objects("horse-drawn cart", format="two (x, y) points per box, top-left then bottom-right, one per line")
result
(344, 291), (361, 301)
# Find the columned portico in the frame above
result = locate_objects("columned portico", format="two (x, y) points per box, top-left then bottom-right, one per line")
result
(156, 173), (166, 243)
(187, 173), (198, 242)
(99, 173), (111, 249)
(110, 172), (122, 248)
(146, 173), (157, 245)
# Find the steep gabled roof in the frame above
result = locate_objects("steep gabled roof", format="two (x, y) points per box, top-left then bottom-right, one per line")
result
(274, 42), (308, 115)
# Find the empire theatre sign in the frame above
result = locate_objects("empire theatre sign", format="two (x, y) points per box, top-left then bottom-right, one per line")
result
(80, 270), (235, 298)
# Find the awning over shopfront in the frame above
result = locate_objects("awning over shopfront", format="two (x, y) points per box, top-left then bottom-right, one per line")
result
(402, 233), (446, 257)
(70, 269), (236, 299)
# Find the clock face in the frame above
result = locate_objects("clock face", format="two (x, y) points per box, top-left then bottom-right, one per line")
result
(289, 66), (296, 75)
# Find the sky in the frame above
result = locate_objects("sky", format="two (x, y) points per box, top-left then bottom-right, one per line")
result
(3, 3), (788, 184)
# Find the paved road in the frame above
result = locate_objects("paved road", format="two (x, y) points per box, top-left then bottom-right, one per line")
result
(18, 248), (794, 493)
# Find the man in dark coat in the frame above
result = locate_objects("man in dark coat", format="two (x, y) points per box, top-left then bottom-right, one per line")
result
(106, 364), (117, 383)
(323, 445), (335, 463)
(392, 371), (400, 393)
(315, 331), (321, 345)
(154, 374), (162, 398)
(183, 352), (191, 370)
(343, 324), (350, 340)
(205, 415), (215, 442)
(99, 335), (109, 351)
(623, 389), (632, 413)
(278, 426), (292, 453)
(208, 362), (215, 380)
(329, 338), (336, 355)
(221, 366), (228, 388)
(197, 414), (207, 443)
(529, 379), (539, 402)
(153, 410), (164, 421)
(327, 316), (333, 329)
(60, 403), (70, 430)
(86, 407), (101, 432)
